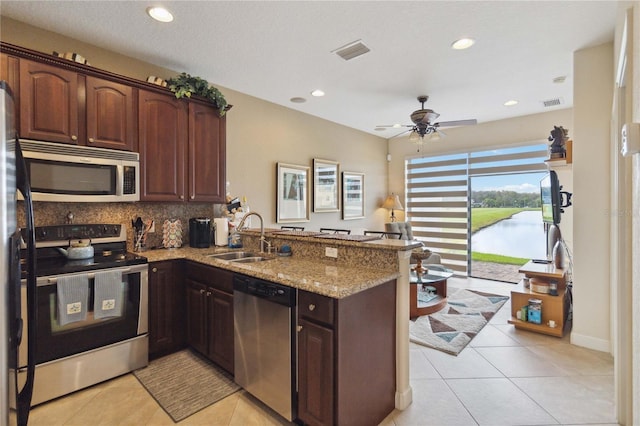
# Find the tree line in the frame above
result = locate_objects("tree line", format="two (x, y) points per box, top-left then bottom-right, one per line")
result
(471, 190), (541, 208)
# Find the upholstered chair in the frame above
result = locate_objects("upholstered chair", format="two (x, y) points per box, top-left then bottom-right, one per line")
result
(385, 222), (442, 264)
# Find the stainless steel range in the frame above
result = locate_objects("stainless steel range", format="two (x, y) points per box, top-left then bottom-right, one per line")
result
(13, 223), (148, 407)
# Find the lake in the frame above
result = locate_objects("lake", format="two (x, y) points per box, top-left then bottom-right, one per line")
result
(471, 210), (546, 259)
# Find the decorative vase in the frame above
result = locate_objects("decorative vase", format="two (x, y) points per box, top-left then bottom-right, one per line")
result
(552, 239), (564, 269)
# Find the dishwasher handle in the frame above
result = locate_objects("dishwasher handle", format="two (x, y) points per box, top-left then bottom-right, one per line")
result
(233, 274), (295, 308)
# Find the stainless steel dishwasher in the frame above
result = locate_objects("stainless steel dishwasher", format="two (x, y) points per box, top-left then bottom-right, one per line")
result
(233, 274), (296, 421)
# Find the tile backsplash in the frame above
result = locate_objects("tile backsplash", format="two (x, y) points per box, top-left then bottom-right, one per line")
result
(18, 201), (224, 251)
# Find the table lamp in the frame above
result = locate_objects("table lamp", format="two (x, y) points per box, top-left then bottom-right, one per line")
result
(382, 194), (403, 222)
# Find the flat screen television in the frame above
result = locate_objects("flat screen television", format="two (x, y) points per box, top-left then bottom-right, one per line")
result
(540, 170), (562, 224)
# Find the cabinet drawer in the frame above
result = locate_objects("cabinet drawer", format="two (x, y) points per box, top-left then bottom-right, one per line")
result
(299, 290), (334, 326)
(186, 261), (233, 293)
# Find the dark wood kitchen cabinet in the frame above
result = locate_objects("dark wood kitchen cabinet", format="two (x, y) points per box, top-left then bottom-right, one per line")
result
(185, 261), (234, 373)
(19, 59), (79, 144)
(1, 53), (20, 104)
(138, 90), (226, 203)
(85, 76), (136, 151)
(297, 281), (396, 426)
(148, 260), (186, 359)
(18, 59), (136, 150)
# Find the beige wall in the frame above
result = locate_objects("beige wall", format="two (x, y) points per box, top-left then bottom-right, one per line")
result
(1, 16), (389, 233)
(572, 42), (614, 352)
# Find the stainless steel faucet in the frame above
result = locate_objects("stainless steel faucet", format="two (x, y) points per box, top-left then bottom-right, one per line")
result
(237, 211), (270, 253)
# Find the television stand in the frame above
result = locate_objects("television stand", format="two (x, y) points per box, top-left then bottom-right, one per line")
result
(507, 261), (570, 337)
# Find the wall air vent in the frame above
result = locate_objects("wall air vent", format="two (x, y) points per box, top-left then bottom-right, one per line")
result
(333, 40), (370, 61)
(542, 97), (564, 108)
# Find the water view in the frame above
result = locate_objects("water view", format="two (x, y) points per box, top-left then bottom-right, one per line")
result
(471, 210), (546, 259)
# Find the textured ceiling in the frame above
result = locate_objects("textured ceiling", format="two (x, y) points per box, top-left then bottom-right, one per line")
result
(0, 1), (619, 138)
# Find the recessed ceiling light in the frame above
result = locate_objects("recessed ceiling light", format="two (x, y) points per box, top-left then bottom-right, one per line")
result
(290, 97), (307, 103)
(311, 89), (325, 97)
(147, 6), (174, 23)
(451, 38), (475, 50)
(504, 100), (518, 106)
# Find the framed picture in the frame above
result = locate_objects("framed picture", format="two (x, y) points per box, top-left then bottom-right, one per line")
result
(342, 171), (365, 220)
(276, 162), (310, 223)
(313, 159), (339, 212)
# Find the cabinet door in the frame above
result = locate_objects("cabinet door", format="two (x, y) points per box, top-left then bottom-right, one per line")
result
(149, 261), (181, 357)
(85, 76), (136, 151)
(186, 279), (208, 355)
(138, 89), (187, 201)
(298, 318), (334, 426)
(19, 60), (79, 144)
(188, 102), (226, 202)
(209, 288), (234, 373)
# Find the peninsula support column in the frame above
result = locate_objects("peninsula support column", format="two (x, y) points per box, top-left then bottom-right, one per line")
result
(395, 249), (412, 409)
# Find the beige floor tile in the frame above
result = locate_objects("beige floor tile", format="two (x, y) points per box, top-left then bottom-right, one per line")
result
(512, 375), (617, 425)
(492, 324), (569, 346)
(469, 324), (520, 348)
(409, 348), (441, 379)
(229, 393), (291, 426)
(392, 379), (477, 426)
(475, 346), (572, 378)
(420, 346), (504, 379)
(525, 342), (614, 376)
(447, 378), (558, 425)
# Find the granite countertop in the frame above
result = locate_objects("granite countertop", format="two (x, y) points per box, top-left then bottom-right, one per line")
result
(141, 246), (401, 299)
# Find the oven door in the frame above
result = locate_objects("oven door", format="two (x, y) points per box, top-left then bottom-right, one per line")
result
(19, 264), (148, 367)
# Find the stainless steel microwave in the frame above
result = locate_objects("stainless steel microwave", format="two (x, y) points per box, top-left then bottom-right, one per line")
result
(19, 139), (140, 202)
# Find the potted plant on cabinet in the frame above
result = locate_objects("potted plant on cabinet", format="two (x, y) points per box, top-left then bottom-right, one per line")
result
(166, 72), (228, 116)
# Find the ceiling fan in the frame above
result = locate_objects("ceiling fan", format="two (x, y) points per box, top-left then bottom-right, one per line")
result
(379, 95), (477, 150)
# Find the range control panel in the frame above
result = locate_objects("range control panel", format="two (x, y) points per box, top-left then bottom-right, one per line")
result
(24, 224), (123, 243)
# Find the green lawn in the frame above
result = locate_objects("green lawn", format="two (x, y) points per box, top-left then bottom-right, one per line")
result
(471, 251), (530, 265)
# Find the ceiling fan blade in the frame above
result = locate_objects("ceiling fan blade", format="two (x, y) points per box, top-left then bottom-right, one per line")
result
(390, 128), (413, 139)
(376, 124), (413, 128)
(435, 119), (478, 128)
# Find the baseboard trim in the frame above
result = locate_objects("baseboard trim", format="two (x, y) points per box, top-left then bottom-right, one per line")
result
(570, 331), (611, 353)
(395, 386), (413, 410)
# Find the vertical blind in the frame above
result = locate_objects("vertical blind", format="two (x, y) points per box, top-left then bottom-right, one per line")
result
(405, 144), (548, 275)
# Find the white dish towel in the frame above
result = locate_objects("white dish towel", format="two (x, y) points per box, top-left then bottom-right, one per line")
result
(94, 270), (124, 319)
(57, 274), (89, 326)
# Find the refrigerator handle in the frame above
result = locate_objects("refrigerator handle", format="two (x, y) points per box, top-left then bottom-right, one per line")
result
(15, 140), (36, 426)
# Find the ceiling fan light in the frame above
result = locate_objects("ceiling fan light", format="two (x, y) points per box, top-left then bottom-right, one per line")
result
(451, 38), (475, 50)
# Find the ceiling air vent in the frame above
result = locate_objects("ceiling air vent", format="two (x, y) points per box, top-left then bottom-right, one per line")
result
(333, 40), (370, 61)
(542, 97), (564, 108)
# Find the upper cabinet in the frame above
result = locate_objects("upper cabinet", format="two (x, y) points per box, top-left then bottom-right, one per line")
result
(19, 59), (136, 150)
(188, 102), (226, 202)
(19, 60), (79, 145)
(138, 89), (188, 201)
(139, 89), (226, 203)
(85, 76), (136, 151)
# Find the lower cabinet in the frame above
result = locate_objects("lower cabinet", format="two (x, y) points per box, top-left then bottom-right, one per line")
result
(297, 280), (396, 426)
(185, 261), (234, 374)
(148, 260), (186, 359)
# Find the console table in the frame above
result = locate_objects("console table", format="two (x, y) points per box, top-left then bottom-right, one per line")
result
(508, 261), (570, 337)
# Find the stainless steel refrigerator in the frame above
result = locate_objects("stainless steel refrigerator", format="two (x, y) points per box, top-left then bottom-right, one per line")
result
(1, 81), (37, 426)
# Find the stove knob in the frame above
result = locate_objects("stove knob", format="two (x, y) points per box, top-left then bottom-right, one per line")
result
(38, 229), (47, 239)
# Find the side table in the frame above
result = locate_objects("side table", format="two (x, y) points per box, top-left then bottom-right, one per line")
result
(409, 264), (453, 318)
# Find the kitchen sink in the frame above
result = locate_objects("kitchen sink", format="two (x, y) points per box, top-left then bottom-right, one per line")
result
(230, 256), (269, 263)
(206, 251), (271, 263)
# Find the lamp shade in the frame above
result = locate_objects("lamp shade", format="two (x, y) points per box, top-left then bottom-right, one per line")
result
(382, 194), (403, 211)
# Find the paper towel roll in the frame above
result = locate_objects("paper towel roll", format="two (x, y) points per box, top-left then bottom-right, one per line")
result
(214, 218), (229, 246)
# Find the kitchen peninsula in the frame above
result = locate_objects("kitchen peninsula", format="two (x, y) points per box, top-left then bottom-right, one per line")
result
(143, 229), (421, 426)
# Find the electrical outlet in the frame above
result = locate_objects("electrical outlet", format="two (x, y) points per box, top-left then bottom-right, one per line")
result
(325, 247), (338, 258)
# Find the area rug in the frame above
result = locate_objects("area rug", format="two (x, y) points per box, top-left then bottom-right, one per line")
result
(134, 349), (240, 422)
(409, 288), (509, 356)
